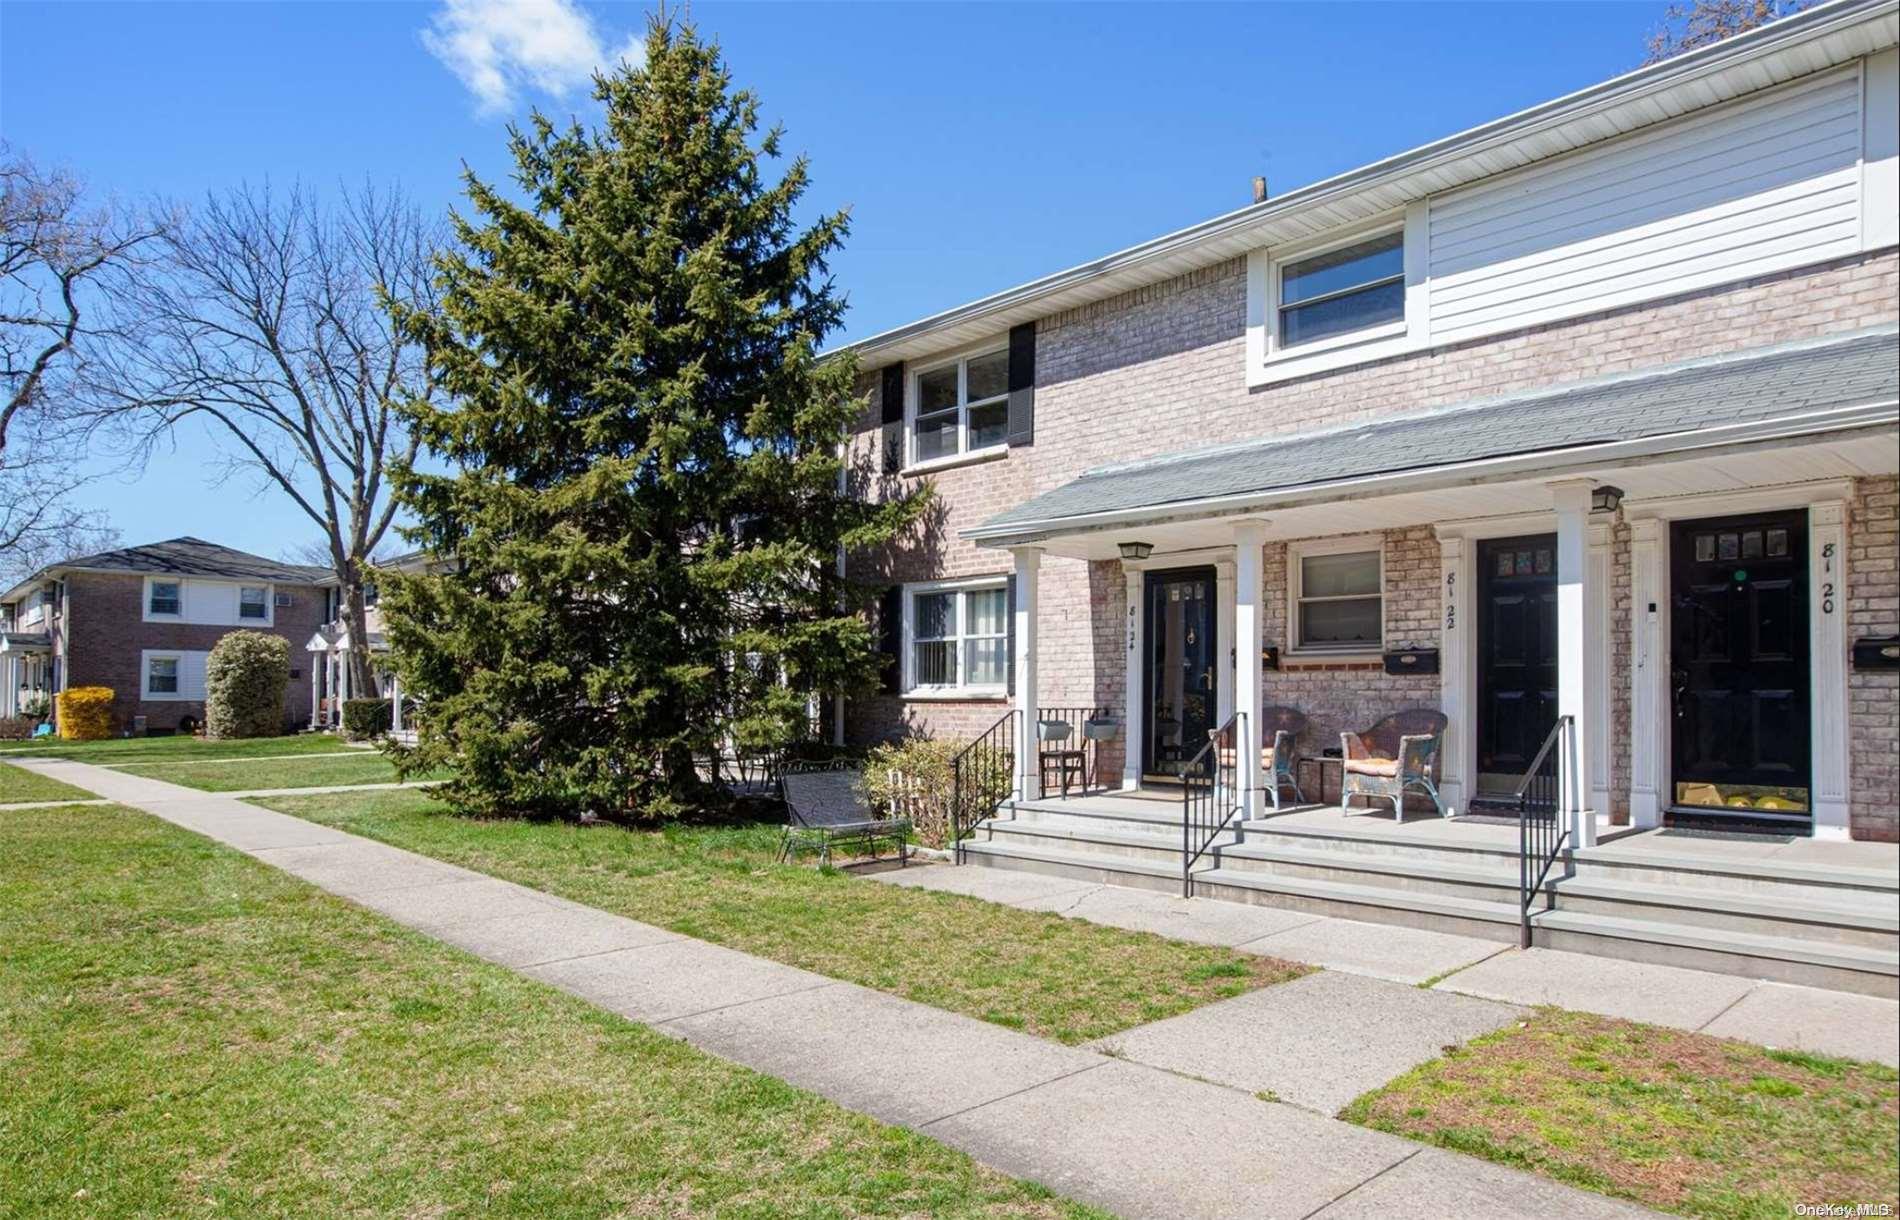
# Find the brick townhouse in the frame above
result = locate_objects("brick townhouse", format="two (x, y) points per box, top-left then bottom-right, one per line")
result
(0, 537), (330, 735)
(832, 1), (1900, 990)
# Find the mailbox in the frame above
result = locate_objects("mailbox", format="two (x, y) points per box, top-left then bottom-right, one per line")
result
(1383, 648), (1440, 676)
(1852, 636), (1900, 671)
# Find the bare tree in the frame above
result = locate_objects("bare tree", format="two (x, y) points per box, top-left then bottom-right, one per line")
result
(91, 183), (439, 692)
(0, 144), (155, 571)
(1644, 0), (1812, 64)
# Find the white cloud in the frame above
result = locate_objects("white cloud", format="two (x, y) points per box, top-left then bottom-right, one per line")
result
(423, 0), (643, 115)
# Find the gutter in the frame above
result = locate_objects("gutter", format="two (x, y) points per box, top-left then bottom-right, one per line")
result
(960, 400), (1900, 547)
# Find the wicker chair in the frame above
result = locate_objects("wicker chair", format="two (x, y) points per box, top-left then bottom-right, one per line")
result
(1213, 706), (1310, 811)
(778, 760), (910, 867)
(1340, 708), (1448, 823)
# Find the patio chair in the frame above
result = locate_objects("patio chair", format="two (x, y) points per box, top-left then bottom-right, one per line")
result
(1340, 708), (1448, 823)
(1212, 706), (1309, 811)
(1082, 716), (1121, 789)
(778, 760), (910, 868)
(1037, 719), (1087, 797)
(712, 748), (783, 803)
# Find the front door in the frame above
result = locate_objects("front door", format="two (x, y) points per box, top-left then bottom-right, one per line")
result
(1670, 509), (1811, 819)
(1475, 534), (1559, 800)
(1145, 568), (1217, 778)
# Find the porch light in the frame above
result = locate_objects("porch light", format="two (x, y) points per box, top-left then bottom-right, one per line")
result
(1591, 485), (1625, 514)
(1117, 541), (1155, 561)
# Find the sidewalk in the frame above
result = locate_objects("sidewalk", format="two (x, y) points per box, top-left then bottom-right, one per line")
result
(12, 756), (1655, 1220)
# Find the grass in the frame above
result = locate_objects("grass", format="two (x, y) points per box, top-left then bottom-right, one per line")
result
(0, 762), (94, 804)
(0, 801), (1108, 1220)
(1341, 1008), (1900, 1219)
(0, 732), (356, 764)
(255, 787), (1310, 1044)
(109, 752), (436, 792)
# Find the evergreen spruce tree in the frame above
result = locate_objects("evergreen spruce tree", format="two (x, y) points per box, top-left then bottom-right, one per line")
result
(382, 20), (923, 818)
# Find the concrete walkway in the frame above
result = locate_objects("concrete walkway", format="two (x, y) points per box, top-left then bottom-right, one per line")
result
(9, 755), (1653, 1220)
(879, 864), (1900, 1068)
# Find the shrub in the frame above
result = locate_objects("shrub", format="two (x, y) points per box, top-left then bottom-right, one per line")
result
(342, 697), (390, 741)
(205, 631), (291, 739)
(862, 735), (1004, 850)
(19, 691), (50, 720)
(55, 686), (114, 740)
(0, 715), (38, 740)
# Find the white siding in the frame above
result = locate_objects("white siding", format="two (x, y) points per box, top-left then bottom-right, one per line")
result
(140, 649), (209, 701)
(1425, 67), (1866, 346)
(145, 576), (274, 627)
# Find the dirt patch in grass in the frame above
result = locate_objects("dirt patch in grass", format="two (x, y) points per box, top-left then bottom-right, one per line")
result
(1, 802), (1107, 1219)
(257, 788), (1309, 1044)
(1341, 1007), (1899, 1218)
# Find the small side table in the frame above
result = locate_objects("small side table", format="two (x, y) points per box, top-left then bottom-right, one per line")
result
(1296, 755), (1345, 807)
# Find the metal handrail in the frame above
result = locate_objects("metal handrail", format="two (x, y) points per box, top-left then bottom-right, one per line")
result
(1180, 712), (1244, 898)
(1515, 714), (1575, 948)
(950, 709), (1020, 865)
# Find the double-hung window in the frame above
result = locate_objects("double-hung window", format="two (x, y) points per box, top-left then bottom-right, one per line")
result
(908, 583), (1008, 693)
(1291, 542), (1383, 653)
(146, 655), (179, 695)
(912, 349), (1009, 465)
(1277, 231), (1404, 348)
(148, 581), (182, 617)
(239, 586), (269, 620)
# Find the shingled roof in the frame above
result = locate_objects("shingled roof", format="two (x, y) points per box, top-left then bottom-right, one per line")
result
(34, 537), (330, 585)
(968, 326), (1899, 541)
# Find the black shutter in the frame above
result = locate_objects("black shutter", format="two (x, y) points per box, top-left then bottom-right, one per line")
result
(1005, 573), (1017, 696)
(880, 364), (906, 474)
(878, 585), (903, 694)
(1006, 322), (1035, 447)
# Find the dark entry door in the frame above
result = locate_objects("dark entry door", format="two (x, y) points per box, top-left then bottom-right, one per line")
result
(1146, 568), (1217, 777)
(1476, 534), (1558, 796)
(1670, 510), (1810, 815)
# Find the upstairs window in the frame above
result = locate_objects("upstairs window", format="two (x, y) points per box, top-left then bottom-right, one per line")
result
(908, 582), (1008, 692)
(912, 349), (1008, 465)
(239, 586), (269, 619)
(1278, 231), (1404, 348)
(1292, 542), (1384, 653)
(148, 581), (182, 617)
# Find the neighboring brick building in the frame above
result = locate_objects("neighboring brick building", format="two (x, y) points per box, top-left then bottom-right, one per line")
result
(0, 538), (330, 735)
(836, 3), (1900, 849)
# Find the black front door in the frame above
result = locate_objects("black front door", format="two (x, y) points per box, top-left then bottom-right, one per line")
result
(1146, 568), (1217, 777)
(1475, 534), (1559, 798)
(1670, 510), (1811, 816)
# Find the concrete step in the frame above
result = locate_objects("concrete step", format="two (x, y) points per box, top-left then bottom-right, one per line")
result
(1211, 840), (1523, 905)
(978, 816), (1232, 869)
(961, 835), (1189, 896)
(1550, 875), (1900, 950)
(1531, 908), (1900, 999)
(1192, 867), (1522, 943)
(1571, 843), (1900, 903)
(1236, 817), (1525, 869)
(1002, 796), (1186, 839)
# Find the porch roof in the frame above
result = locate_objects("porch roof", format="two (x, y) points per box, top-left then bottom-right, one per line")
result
(966, 326), (1899, 547)
(0, 631), (52, 653)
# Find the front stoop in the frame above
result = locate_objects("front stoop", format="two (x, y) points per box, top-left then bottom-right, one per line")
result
(965, 795), (1899, 997)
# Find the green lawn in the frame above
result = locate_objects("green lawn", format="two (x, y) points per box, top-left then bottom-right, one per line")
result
(110, 752), (432, 792)
(0, 732), (355, 764)
(0, 761), (94, 804)
(1342, 1008), (1899, 1219)
(1, 801), (1105, 1220)
(256, 787), (1309, 1044)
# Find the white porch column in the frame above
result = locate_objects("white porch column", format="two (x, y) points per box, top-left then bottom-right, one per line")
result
(1587, 521), (1614, 819)
(1551, 481), (1598, 847)
(309, 652), (322, 729)
(1811, 500), (1851, 840)
(1233, 521), (1268, 817)
(1215, 562), (1236, 728)
(1627, 517), (1666, 828)
(1436, 529), (1467, 814)
(1012, 547), (1042, 804)
(1122, 565), (1145, 791)
(389, 670), (404, 734)
(2, 655), (15, 718)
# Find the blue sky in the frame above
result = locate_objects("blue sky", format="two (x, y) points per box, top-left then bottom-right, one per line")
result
(2, 0), (1657, 560)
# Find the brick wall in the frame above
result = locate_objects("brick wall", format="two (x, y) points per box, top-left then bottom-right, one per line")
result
(1848, 475), (1899, 843)
(62, 571), (326, 734)
(843, 248), (1900, 836)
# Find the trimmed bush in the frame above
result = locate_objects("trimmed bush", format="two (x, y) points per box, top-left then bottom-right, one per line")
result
(55, 686), (114, 740)
(0, 715), (38, 740)
(863, 735), (977, 850)
(205, 631), (291, 739)
(342, 697), (390, 741)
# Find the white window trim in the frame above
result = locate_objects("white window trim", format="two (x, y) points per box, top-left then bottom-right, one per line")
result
(142, 651), (185, 700)
(901, 575), (1009, 698)
(1286, 534), (1386, 660)
(1247, 205), (1430, 388)
(144, 577), (184, 622)
(906, 344), (1010, 472)
(237, 584), (275, 626)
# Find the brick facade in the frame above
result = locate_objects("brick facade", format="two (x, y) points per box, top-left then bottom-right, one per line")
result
(844, 248), (1900, 839)
(59, 571), (327, 734)
(1848, 475), (1900, 843)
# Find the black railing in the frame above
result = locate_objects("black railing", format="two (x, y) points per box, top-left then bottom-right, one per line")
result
(1515, 714), (1574, 948)
(1180, 712), (1244, 897)
(951, 709), (1020, 865)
